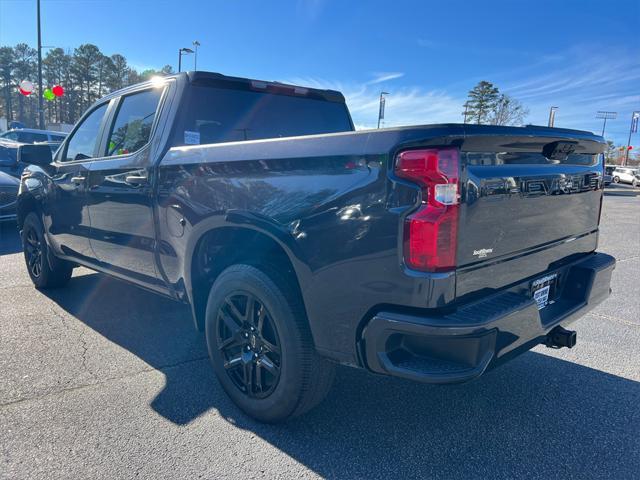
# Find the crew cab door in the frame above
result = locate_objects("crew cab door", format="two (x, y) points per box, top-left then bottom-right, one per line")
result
(86, 86), (165, 284)
(47, 102), (110, 259)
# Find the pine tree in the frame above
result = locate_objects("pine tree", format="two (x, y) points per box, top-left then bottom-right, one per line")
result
(464, 81), (499, 124)
(0, 47), (15, 122)
(0, 42), (173, 127)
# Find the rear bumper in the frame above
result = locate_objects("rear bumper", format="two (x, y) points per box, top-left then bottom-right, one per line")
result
(361, 252), (615, 384)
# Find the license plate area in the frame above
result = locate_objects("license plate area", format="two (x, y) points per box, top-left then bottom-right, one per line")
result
(531, 273), (559, 310)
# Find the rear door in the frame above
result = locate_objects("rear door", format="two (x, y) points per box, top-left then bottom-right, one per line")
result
(86, 86), (165, 284)
(47, 102), (110, 259)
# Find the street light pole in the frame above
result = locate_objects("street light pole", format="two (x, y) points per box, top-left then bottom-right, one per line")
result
(548, 106), (558, 128)
(624, 111), (639, 166)
(36, 0), (45, 129)
(596, 111), (617, 137)
(377, 91), (389, 129)
(193, 40), (200, 70)
(178, 47), (194, 73)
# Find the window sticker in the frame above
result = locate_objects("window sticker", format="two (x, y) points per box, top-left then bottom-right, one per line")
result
(184, 130), (200, 145)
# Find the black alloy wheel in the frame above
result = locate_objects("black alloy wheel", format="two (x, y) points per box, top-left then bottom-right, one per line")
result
(22, 212), (73, 289)
(205, 264), (335, 422)
(216, 292), (282, 398)
(24, 227), (43, 278)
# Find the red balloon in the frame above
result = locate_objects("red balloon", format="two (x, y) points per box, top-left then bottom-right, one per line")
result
(52, 85), (64, 97)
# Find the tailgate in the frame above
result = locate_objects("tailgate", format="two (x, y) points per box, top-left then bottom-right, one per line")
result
(456, 128), (606, 301)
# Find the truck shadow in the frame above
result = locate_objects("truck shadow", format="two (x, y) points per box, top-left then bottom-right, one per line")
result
(43, 272), (640, 478)
(0, 221), (21, 255)
(604, 184), (640, 197)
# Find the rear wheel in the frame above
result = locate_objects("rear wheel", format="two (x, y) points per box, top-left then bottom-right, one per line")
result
(205, 264), (335, 423)
(22, 212), (73, 289)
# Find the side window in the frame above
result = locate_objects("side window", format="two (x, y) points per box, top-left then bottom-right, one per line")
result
(50, 134), (66, 142)
(64, 103), (109, 162)
(106, 89), (162, 156)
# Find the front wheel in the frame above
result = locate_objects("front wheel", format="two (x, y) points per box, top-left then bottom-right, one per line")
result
(205, 264), (335, 423)
(22, 212), (73, 289)
(613, 176), (620, 183)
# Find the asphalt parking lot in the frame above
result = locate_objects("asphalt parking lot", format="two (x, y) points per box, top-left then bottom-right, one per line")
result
(1, 184), (638, 479)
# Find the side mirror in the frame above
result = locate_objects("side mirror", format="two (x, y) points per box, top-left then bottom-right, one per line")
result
(17, 143), (53, 166)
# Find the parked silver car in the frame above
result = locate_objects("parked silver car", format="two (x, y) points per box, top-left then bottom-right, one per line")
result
(0, 128), (67, 144)
(612, 167), (640, 187)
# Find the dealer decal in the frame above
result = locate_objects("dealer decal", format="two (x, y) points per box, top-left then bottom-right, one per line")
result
(473, 248), (493, 258)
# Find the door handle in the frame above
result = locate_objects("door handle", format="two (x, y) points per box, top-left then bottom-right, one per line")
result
(125, 174), (148, 185)
(70, 176), (85, 184)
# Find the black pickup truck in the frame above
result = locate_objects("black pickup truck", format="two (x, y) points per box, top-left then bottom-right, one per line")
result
(16, 72), (615, 422)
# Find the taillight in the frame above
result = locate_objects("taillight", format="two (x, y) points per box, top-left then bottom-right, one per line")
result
(395, 148), (460, 272)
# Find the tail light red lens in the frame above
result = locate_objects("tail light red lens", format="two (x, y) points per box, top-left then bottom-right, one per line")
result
(395, 148), (460, 272)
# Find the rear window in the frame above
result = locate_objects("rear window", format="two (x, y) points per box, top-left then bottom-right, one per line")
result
(18, 132), (48, 143)
(172, 85), (352, 146)
(1, 132), (18, 141)
(463, 152), (598, 166)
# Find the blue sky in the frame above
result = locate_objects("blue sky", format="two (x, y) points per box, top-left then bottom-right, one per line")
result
(1, 0), (638, 145)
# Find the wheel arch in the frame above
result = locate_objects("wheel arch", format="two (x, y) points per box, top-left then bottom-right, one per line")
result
(16, 191), (41, 231)
(184, 218), (311, 338)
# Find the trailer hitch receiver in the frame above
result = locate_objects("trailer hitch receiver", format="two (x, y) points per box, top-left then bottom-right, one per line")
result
(545, 326), (577, 349)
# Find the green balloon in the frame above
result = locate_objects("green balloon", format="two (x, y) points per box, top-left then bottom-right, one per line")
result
(43, 88), (55, 101)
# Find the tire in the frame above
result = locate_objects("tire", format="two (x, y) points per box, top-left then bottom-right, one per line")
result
(633, 179), (638, 188)
(205, 264), (335, 423)
(613, 176), (620, 183)
(22, 212), (73, 289)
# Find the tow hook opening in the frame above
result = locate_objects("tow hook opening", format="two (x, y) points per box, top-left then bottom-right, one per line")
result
(545, 326), (577, 349)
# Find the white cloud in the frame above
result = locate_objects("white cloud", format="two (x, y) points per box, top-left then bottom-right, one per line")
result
(286, 76), (464, 129)
(367, 72), (405, 85)
(286, 45), (639, 143)
(494, 47), (640, 141)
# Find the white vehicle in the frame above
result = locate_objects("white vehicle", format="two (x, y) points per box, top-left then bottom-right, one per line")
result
(612, 167), (640, 187)
(0, 128), (67, 144)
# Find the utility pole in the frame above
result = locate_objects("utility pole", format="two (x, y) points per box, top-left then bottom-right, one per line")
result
(548, 106), (558, 128)
(624, 111), (639, 166)
(193, 40), (200, 70)
(377, 91), (389, 129)
(36, 0), (45, 129)
(596, 111), (617, 137)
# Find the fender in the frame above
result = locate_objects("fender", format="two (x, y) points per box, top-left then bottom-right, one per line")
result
(180, 209), (313, 329)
